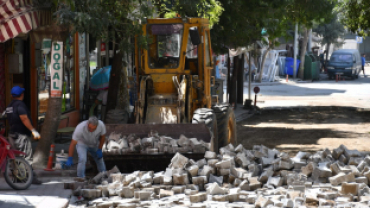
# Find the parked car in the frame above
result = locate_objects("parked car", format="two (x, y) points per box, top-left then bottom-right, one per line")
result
(326, 49), (362, 80)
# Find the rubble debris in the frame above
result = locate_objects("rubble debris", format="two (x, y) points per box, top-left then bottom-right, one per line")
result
(67, 144), (370, 207)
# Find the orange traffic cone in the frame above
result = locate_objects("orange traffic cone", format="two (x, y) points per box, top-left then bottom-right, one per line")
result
(44, 144), (55, 171)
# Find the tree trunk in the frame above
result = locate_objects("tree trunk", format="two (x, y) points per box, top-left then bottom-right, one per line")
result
(227, 52), (231, 103)
(325, 43), (331, 62)
(33, 97), (62, 169)
(32, 29), (67, 169)
(117, 52), (130, 113)
(107, 52), (123, 112)
(299, 27), (309, 79)
(237, 54), (244, 104)
(258, 48), (270, 82)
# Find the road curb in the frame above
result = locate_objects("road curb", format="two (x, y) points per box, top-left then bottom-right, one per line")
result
(260, 106), (370, 112)
(34, 169), (77, 178)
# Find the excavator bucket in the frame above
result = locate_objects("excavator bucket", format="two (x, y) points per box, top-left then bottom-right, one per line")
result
(95, 124), (213, 173)
(105, 124), (212, 143)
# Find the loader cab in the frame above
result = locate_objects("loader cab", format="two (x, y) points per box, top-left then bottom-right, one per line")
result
(135, 18), (214, 124)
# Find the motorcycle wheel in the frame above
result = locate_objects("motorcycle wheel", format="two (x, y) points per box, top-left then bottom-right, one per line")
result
(4, 157), (33, 190)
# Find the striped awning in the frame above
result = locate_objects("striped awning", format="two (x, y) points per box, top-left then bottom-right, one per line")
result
(0, 0), (51, 43)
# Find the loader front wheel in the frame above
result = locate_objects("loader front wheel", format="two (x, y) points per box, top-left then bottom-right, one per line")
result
(212, 103), (237, 148)
(192, 108), (218, 152)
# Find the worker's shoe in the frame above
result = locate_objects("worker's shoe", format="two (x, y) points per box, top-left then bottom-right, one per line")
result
(74, 177), (86, 182)
(32, 176), (43, 185)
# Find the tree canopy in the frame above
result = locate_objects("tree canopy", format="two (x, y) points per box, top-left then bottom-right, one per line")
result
(338, 0), (370, 37)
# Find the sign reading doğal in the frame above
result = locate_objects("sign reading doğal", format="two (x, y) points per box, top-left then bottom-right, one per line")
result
(50, 41), (63, 97)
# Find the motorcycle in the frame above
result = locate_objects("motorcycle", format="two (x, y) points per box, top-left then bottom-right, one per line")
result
(0, 123), (33, 190)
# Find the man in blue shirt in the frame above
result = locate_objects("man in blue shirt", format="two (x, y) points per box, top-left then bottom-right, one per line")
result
(362, 54), (366, 76)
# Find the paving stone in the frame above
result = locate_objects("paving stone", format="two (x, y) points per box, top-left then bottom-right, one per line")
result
(207, 183), (228, 195)
(231, 167), (247, 179)
(212, 194), (229, 202)
(189, 193), (207, 203)
(170, 153), (189, 169)
(185, 189), (199, 195)
(159, 189), (174, 198)
(266, 176), (283, 188)
(341, 182), (359, 195)
(332, 147), (344, 159)
(209, 174), (223, 185)
(172, 186), (186, 194)
(204, 151), (217, 159)
(258, 169), (274, 183)
(355, 176), (368, 184)
(173, 173), (189, 185)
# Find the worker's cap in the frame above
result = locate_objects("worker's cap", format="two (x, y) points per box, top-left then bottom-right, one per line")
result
(11, 86), (25, 96)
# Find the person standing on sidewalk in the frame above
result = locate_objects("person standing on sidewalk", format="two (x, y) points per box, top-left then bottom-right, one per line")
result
(362, 54), (366, 76)
(65, 116), (106, 179)
(5, 86), (42, 184)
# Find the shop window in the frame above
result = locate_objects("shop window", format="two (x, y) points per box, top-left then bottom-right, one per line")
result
(37, 36), (76, 123)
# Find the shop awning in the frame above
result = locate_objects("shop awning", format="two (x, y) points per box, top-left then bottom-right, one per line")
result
(0, 0), (51, 43)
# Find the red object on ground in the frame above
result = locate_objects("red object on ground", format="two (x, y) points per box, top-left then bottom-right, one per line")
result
(44, 144), (55, 171)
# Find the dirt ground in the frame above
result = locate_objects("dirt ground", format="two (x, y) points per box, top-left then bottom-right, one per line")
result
(237, 108), (370, 156)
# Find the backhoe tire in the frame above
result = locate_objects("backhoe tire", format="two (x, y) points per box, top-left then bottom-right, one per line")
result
(192, 108), (218, 152)
(212, 103), (237, 148)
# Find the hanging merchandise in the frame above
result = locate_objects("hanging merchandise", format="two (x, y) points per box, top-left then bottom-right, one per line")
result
(89, 65), (111, 90)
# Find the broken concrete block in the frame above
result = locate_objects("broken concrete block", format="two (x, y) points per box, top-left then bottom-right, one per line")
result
(159, 189), (174, 198)
(82, 189), (101, 199)
(233, 178), (242, 187)
(153, 171), (164, 184)
(215, 159), (232, 169)
(329, 172), (347, 186)
(258, 169), (274, 183)
(196, 158), (207, 169)
(185, 189), (198, 195)
(247, 177), (262, 191)
(348, 157), (363, 166)
(239, 180), (249, 191)
(170, 153), (189, 169)
(235, 144), (244, 153)
(212, 195), (229, 202)
(178, 134), (190, 146)
(217, 168), (230, 176)
(235, 153), (250, 169)
(248, 164), (261, 177)
(173, 173), (189, 185)
(204, 151), (217, 159)
(120, 187), (134, 198)
(267, 176), (283, 188)
(341, 182), (359, 195)
(355, 176), (368, 185)
(135, 190), (152, 201)
(339, 154), (348, 165)
(189, 193), (207, 203)
(187, 165), (199, 177)
(207, 183), (228, 195)
(261, 157), (274, 167)
(301, 162), (316, 176)
(192, 176), (206, 185)
(172, 186), (186, 194)
(332, 147), (344, 159)
(278, 159), (294, 170)
(231, 167), (247, 179)
(209, 174), (223, 185)
(207, 159), (219, 168)
(344, 148), (362, 158)
(198, 165), (213, 178)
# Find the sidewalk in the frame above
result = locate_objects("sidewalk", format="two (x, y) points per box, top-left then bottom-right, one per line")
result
(0, 176), (73, 208)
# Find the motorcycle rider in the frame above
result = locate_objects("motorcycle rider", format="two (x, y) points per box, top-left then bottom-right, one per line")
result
(5, 86), (42, 184)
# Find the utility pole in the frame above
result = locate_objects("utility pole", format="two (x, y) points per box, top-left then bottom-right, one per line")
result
(293, 23), (298, 79)
(308, 29), (312, 53)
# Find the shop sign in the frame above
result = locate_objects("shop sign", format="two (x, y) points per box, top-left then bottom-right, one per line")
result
(50, 41), (63, 97)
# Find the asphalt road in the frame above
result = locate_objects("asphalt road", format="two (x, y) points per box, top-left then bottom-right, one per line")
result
(225, 67), (370, 109)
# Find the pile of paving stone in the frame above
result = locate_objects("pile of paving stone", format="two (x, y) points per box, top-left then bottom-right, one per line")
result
(65, 144), (370, 207)
(102, 131), (210, 155)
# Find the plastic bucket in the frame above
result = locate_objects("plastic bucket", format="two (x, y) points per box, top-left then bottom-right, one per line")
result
(285, 57), (300, 76)
(55, 150), (68, 169)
